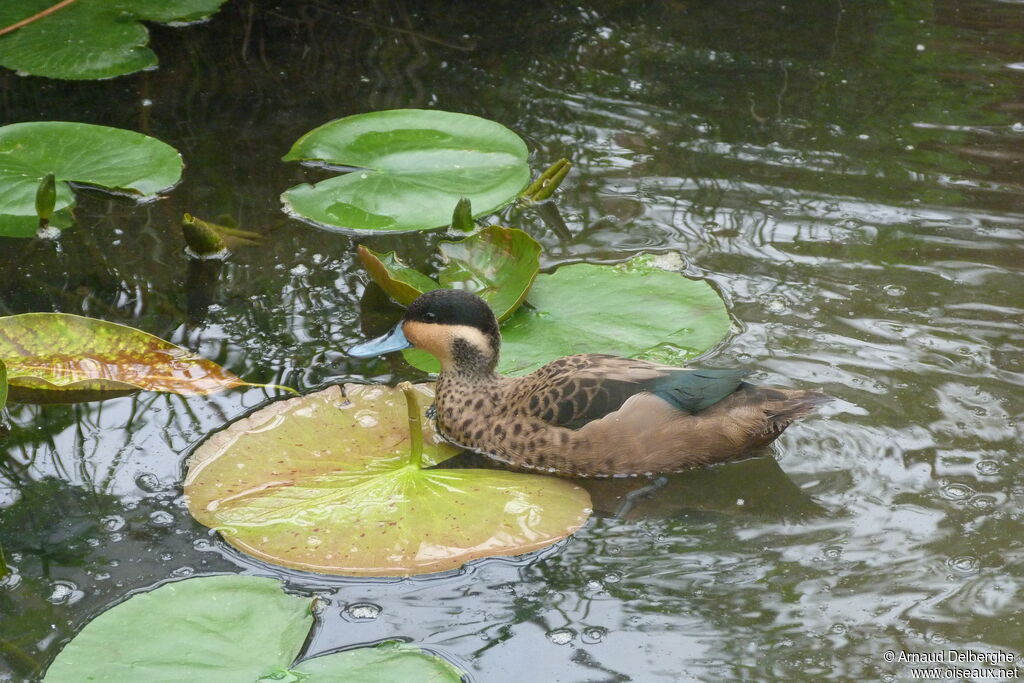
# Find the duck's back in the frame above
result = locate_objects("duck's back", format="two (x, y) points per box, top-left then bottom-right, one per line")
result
(438, 355), (827, 477)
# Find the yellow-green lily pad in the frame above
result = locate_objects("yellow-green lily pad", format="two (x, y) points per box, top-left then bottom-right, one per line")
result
(0, 313), (268, 402)
(185, 383), (592, 576)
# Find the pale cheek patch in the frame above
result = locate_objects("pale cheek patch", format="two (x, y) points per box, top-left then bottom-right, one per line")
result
(402, 322), (493, 369)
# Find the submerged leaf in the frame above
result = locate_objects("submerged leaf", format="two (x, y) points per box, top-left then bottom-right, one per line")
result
(42, 575), (465, 682)
(282, 109), (530, 232)
(405, 254), (731, 375)
(0, 0), (229, 80)
(0, 313), (267, 401)
(185, 384), (592, 576)
(0, 121), (182, 238)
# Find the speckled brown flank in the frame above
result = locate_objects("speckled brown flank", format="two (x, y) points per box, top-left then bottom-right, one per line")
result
(400, 290), (828, 477)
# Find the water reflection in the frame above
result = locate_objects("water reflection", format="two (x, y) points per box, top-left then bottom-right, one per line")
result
(1, 0), (1023, 680)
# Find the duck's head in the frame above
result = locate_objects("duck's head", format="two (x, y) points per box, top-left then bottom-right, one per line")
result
(348, 289), (500, 374)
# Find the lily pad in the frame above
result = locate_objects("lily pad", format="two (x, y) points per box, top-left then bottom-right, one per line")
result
(0, 121), (182, 237)
(43, 575), (465, 682)
(404, 254), (732, 375)
(185, 383), (592, 576)
(0, 313), (267, 402)
(359, 225), (540, 321)
(357, 246), (442, 306)
(0, 0), (228, 80)
(281, 109), (530, 232)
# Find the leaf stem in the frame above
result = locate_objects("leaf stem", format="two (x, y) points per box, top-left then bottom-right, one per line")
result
(398, 381), (423, 468)
(0, 0), (81, 38)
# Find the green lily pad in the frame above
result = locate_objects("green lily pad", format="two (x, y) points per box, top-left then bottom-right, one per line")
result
(436, 225), (541, 321)
(185, 383), (592, 576)
(0, 313), (269, 402)
(43, 575), (465, 682)
(359, 225), (540, 321)
(357, 246), (442, 306)
(0, 121), (182, 237)
(404, 254), (732, 376)
(281, 109), (530, 232)
(0, 0), (228, 81)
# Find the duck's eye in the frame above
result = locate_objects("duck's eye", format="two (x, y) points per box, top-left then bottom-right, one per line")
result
(424, 311), (438, 322)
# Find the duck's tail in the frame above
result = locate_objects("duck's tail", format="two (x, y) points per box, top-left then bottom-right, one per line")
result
(749, 386), (831, 441)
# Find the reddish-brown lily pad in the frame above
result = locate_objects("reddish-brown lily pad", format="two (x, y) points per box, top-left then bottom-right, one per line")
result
(0, 313), (271, 402)
(184, 383), (592, 576)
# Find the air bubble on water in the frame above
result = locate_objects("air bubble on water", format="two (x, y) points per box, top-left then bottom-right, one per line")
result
(581, 627), (607, 645)
(172, 566), (195, 577)
(136, 473), (165, 493)
(47, 581), (83, 605)
(947, 555), (980, 575)
(940, 483), (974, 501)
(149, 511), (175, 527)
(343, 602), (382, 621)
(290, 264), (310, 276)
(976, 460), (1000, 475)
(102, 515), (126, 532)
(547, 628), (576, 645)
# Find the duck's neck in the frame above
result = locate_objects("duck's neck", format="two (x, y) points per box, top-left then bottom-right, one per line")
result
(441, 337), (500, 383)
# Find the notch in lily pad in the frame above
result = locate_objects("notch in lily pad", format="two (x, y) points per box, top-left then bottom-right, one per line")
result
(0, 121), (183, 238)
(358, 223), (541, 321)
(43, 575), (466, 682)
(281, 109), (530, 232)
(185, 382), (592, 576)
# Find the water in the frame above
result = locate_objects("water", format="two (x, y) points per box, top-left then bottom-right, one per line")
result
(2, 1), (1023, 680)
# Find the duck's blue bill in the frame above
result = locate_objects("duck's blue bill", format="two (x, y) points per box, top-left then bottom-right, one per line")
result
(347, 323), (411, 357)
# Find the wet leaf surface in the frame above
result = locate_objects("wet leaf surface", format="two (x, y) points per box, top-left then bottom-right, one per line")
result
(405, 254), (732, 375)
(281, 109), (529, 232)
(0, 313), (258, 401)
(0, 0), (228, 80)
(0, 122), (182, 237)
(42, 574), (465, 682)
(185, 384), (592, 576)
(360, 225), (540, 321)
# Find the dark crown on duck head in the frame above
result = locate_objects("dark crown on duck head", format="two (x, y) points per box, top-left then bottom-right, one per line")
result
(405, 288), (499, 334)
(404, 289), (501, 359)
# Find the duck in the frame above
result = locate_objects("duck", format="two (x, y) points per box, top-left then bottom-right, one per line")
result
(348, 288), (828, 478)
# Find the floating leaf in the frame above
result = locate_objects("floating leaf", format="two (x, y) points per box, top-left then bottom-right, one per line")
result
(0, 313), (270, 402)
(404, 254), (731, 375)
(0, 121), (182, 238)
(0, 0), (229, 80)
(43, 575), (465, 682)
(358, 246), (441, 306)
(291, 641), (464, 681)
(282, 109), (530, 232)
(359, 225), (540, 321)
(185, 383), (592, 576)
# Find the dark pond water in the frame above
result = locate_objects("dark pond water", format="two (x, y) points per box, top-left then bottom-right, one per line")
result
(2, 1), (1023, 680)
